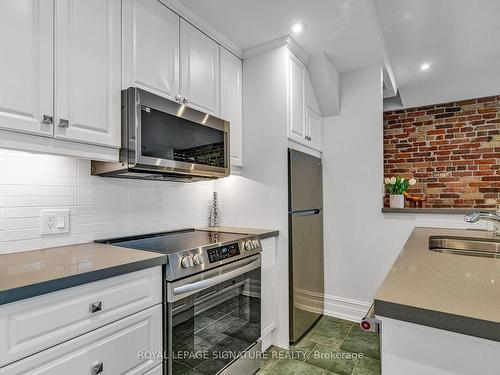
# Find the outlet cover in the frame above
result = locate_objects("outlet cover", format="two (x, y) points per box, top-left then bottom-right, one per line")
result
(41, 209), (70, 235)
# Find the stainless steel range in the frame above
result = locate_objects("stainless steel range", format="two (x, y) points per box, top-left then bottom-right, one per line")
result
(98, 229), (262, 375)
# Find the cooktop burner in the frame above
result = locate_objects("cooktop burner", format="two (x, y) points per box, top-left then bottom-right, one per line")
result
(97, 229), (262, 281)
(98, 229), (248, 255)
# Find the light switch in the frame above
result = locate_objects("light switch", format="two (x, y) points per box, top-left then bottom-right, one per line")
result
(56, 216), (65, 229)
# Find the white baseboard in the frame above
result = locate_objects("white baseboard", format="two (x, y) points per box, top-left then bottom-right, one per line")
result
(293, 288), (371, 323)
(323, 294), (371, 323)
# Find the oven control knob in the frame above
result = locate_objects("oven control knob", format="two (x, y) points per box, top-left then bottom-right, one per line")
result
(181, 256), (193, 269)
(244, 241), (252, 251)
(192, 253), (203, 266)
(252, 240), (259, 248)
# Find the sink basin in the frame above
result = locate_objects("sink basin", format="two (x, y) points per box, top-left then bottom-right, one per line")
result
(429, 236), (500, 259)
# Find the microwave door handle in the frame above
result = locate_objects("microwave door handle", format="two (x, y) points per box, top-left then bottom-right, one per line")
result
(173, 258), (261, 296)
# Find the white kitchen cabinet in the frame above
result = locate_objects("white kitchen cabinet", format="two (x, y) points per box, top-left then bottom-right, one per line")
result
(122, 0), (180, 100)
(220, 47), (243, 168)
(306, 107), (322, 151)
(287, 50), (323, 152)
(288, 52), (306, 144)
(0, 1), (54, 137)
(180, 19), (220, 115)
(54, 0), (121, 148)
(261, 237), (277, 351)
(0, 267), (162, 366)
(0, 305), (162, 375)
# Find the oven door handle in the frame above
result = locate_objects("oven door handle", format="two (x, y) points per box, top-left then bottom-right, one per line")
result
(173, 258), (261, 296)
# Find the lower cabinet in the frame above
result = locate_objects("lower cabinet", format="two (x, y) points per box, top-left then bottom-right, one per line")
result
(0, 305), (162, 375)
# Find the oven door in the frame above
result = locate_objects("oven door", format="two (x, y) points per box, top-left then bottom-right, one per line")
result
(127, 87), (230, 178)
(166, 255), (261, 375)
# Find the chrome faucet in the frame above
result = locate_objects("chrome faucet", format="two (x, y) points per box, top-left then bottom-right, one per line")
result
(464, 211), (500, 236)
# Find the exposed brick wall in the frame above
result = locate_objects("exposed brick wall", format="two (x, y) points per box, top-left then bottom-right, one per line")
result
(384, 95), (499, 208)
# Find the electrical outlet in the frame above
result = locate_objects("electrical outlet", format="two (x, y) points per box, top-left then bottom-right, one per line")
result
(41, 209), (70, 235)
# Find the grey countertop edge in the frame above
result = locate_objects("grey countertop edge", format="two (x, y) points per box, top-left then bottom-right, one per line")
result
(382, 207), (497, 214)
(257, 230), (280, 239)
(374, 299), (500, 343)
(0, 256), (166, 306)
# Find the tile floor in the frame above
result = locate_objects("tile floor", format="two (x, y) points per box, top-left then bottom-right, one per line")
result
(258, 316), (381, 375)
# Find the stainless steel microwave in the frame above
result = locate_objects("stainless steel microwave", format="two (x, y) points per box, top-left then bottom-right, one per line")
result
(91, 87), (230, 182)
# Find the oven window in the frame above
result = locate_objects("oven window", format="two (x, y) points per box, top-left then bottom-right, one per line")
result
(170, 268), (261, 375)
(140, 107), (225, 168)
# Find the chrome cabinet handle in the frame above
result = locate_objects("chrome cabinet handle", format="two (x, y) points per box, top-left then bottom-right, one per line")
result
(41, 115), (53, 125)
(182, 97), (189, 104)
(91, 362), (103, 375)
(175, 94), (182, 103)
(90, 301), (102, 313)
(58, 119), (69, 128)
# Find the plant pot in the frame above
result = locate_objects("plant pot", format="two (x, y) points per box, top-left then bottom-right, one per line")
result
(390, 194), (405, 208)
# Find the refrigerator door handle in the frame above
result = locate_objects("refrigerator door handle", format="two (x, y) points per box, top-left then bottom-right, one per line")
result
(290, 209), (321, 216)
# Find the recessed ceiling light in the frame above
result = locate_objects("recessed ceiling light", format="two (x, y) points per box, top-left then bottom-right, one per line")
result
(420, 63), (432, 71)
(291, 22), (306, 34)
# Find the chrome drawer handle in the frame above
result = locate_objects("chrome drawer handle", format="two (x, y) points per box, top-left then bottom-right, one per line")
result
(41, 115), (53, 125)
(58, 118), (69, 128)
(90, 301), (102, 313)
(91, 362), (103, 375)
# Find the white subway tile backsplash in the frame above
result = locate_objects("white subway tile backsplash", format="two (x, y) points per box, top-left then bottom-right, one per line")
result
(0, 150), (215, 254)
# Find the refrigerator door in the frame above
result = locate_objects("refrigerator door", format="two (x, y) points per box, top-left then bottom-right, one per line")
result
(289, 210), (324, 342)
(288, 149), (323, 212)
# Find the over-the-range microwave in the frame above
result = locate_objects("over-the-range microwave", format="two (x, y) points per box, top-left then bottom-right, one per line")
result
(91, 87), (230, 182)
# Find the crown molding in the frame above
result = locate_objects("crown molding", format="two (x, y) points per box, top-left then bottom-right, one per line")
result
(243, 35), (308, 64)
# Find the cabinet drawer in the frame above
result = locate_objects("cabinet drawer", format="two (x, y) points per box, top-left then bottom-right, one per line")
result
(0, 266), (162, 366)
(0, 305), (162, 375)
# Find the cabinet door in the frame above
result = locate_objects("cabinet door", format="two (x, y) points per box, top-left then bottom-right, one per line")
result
(305, 70), (321, 115)
(288, 52), (306, 144)
(122, 0), (180, 100)
(54, 0), (121, 148)
(220, 47), (243, 168)
(306, 107), (322, 151)
(180, 19), (220, 115)
(0, 0), (53, 137)
(0, 305), (162, 375)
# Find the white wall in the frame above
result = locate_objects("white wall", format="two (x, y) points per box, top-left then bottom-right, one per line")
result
(216, 46), (290, 348)
(322, 65), (415, 320)
(322, 65), (491, 322)
(0, 149), (215, 254)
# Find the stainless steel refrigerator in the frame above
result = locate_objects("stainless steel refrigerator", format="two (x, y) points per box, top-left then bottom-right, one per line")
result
(288, 149), (324, 343)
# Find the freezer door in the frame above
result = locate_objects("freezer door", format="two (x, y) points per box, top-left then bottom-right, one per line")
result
(289, 211), (324, 342)
(288, 149), (323, 212)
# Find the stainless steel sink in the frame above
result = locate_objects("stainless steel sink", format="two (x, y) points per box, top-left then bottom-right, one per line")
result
(429, 236), (500, 259)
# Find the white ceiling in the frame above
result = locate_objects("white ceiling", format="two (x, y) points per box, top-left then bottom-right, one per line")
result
(178, 0), (388, 73)
(374, 0), (500, 108)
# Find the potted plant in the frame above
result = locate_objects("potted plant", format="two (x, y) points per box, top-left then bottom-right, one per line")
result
(384, 176), (417, 208)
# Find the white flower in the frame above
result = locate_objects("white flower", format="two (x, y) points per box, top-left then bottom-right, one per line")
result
(401, 177), (405, 182)
(409, 178), (417, 186)
(384, 177), (390, 184)
(390, 177), (397, 184)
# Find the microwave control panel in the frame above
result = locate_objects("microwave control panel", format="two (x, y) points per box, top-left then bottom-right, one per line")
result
(207, 243), (240, 263)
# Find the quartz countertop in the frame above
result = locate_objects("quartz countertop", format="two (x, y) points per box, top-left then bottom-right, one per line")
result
(199, 226), (279, 239)
(0, 243), (166, 305)
(375, 227), (500, 342)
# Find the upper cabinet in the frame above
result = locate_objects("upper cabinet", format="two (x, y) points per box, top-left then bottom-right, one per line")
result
(287, 50), (322, 152)
(0, 1), (54, 137)
(0, 0), (121, 150)
(220, 47), (243, 168)
(180, 20), (220, 116)
(54, 0), (121, 148)
(122, 0), (180, 100)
